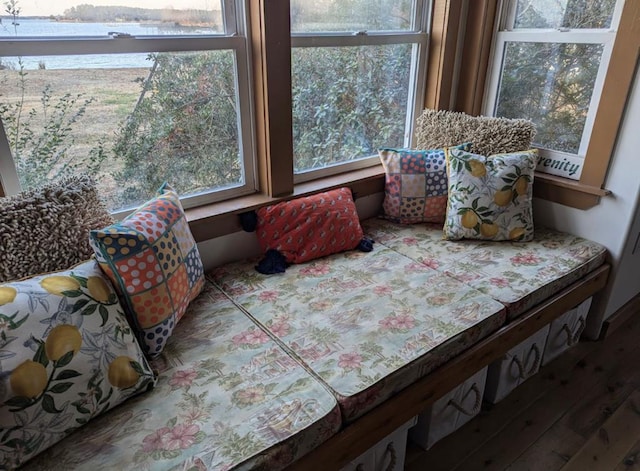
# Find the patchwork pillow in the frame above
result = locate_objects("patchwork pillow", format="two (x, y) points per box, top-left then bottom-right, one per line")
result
(256, 187), (364, 264)
(0, 175), (114, 283)
(89, 183), (204, 357)
(0, 260), (156, 469)
(443, 148), (538, 241)
(378, 143), (471, 224)
(415, 109), (536, 157)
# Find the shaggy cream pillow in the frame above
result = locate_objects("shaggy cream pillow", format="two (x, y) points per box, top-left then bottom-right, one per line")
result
(0, 175), (114, 282)
(415, 109), (536, 157)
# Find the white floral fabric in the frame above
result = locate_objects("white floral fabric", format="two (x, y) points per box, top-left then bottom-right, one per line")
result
(211, 246), (506, 421)
(363, 219), (607, 319)
(25, 282), (341, 470)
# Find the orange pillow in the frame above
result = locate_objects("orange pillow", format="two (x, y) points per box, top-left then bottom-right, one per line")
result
(256, 187), (364, 264)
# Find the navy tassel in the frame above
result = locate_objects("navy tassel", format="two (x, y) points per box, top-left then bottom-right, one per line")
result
(255, 249), (289, 275)
(357, 237), (374, 252)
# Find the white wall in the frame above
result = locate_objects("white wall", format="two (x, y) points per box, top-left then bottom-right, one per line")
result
(533, 66), (640, 338)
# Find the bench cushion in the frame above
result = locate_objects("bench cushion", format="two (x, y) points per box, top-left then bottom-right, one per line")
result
(364, 219), (607, 319)
(26, 282), (340, 471)
(211, 246), (506, 422)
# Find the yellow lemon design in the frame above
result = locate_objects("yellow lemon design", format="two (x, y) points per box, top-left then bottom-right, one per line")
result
(468, 160), (487, 178)
(480, 222), (499, 238)
(515, 176), (528, 196)
(509, 227), (526, 241)
(10, 360), (48, 398)
(494, 189), (513, 207)
(0, 286), (17, 306)
(40, 276), (81, 296)
(108, 356), (140, 389)
(45, 324), (82, 362)
(87, 276), (111, 303)
(461, 210), (478, 229)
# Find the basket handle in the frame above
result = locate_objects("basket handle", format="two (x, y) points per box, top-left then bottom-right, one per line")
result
(447, 383), (481, 416)
(561, 316), (586, 347)
(511, 343), (542, 380)
(381, 442), (397, 471)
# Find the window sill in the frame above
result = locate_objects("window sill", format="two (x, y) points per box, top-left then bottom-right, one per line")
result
(186, 165), (386, 242)
(533, 172), (611, 210)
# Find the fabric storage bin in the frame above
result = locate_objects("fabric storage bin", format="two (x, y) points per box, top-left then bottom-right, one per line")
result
(542, 297), (592, 366)
(484, 324), (550, 404)
(340, 416), (417, 471)
(408, 367), (488, 450)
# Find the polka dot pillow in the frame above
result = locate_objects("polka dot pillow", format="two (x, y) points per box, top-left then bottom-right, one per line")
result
(90, 184), (204, 357)
(378, 143), (471, 224)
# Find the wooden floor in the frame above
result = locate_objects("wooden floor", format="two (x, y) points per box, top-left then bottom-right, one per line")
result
(405, 311), (640, 471)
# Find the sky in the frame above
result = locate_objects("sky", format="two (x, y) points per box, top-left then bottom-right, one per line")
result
(7, 1), (221, 17)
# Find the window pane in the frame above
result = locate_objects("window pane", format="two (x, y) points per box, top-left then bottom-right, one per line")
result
(292, 45), (411, 173)
(290, 0), (415, 32)
(0, 1), (223, 37)
(495, 42), (604, 154)
(513, 0), (616, 29)
(0, 50), (242, 211)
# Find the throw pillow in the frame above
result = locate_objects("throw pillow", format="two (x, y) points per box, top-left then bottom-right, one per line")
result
(255, 187), (364, 264)
(378, 143), (472, 224)
(443, 148), (538, 241)
(415, 109), (536, 157)
(89, 183), (204, 357)
(0, 175), (114, 283)
(0, 260), (156, 469)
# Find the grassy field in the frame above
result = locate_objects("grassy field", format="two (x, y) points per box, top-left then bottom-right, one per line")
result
(1, 67), (149, 206)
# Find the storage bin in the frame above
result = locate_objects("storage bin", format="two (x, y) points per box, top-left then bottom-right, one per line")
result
(542, 297), (592, 365)
(340, 416), (417, 471)
(408, 367), (488, 450)
(484, 324), (550, 404)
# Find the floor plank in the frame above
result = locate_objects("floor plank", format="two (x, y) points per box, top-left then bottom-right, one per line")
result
(562, 390), (640, 471)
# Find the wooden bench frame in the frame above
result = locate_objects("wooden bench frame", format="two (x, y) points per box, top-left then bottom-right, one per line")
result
(287, 263), (610, 470)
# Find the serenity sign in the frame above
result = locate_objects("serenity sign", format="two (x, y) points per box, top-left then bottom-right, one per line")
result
(535, 152), (584, 180)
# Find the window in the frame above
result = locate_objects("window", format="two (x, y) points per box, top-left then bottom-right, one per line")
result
(0, 0), (255, 215)
(289, 0), (429, 182)
(484, 0), (623, 181)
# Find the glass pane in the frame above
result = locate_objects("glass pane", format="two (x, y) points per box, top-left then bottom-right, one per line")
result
(0, 1), (223, 36)
(513, 0), (616, 29)
(0, 50), (242, 211)
(292, 44), (411, 173)
(291, 0), (414, 32)
(495, 42), (604, 154)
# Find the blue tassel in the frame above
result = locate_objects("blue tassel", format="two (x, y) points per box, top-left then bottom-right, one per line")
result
(255, 249), (289, 274)
(358, 237), (374, 252)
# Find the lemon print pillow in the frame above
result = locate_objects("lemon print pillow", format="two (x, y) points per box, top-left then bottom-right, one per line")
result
(443, 148), (538, 241)
(0, 260), (156, 468)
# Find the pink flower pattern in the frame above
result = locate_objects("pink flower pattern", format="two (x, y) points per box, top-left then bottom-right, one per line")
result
(232, 328), (270, 346)
(338, 352), (362, 370)
(169, 369), (198, 389)
(490, 277), (509, 288)
(510, 253), (542, 266)
(259, 290), (279, 302)
(379, 314), (416, 331)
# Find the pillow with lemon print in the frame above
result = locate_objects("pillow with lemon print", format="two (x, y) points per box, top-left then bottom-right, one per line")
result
(0, 260), (156, 469)
(443, 148), (538, 241)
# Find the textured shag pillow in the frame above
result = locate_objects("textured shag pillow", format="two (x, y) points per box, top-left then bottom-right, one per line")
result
(0, 175), (114, 283)
(415, 109), (536, 157)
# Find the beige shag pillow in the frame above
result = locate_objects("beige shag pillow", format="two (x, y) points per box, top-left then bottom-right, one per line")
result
(415, 109), (536, 157)
(0, 175), (114, 282)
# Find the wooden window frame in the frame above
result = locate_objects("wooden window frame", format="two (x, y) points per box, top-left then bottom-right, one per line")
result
(455, 0), (639, 210)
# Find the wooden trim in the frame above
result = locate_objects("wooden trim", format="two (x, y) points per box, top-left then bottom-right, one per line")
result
(249, 0), (294, 197)
(454, 0), (498, 115)
(187, 166), (385, 242)
(533, 179), (601, 210)
(534, 173), (610, 197)
(579, 0), (640, 190)
(287, 263), (610, 470)
(424, 0), (464, 110)
(599, 292), (640, 340)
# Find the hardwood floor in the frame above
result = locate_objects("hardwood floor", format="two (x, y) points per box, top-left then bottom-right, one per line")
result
(405, 310), (640, 471)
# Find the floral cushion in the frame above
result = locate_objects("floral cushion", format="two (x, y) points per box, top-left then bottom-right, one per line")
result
(363, 219), (607, 320)
(0, 261), (156, 470)
(211, 246), (506, 421)
(255, 187), (364, 264)
(90, 183), (205, 357)
(378, 143), (471, 224)
(26, 282), (341, 471)
(444, 148), (538, 241)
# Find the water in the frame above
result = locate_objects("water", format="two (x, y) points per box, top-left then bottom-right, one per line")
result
(0, 17), (220, 69)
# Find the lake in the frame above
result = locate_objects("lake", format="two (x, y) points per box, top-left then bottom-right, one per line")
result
(0, 17), (219, 69)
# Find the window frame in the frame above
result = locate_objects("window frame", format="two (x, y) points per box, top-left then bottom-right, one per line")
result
(0, 0), (258, 215)
(289, 1), (430, 183)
